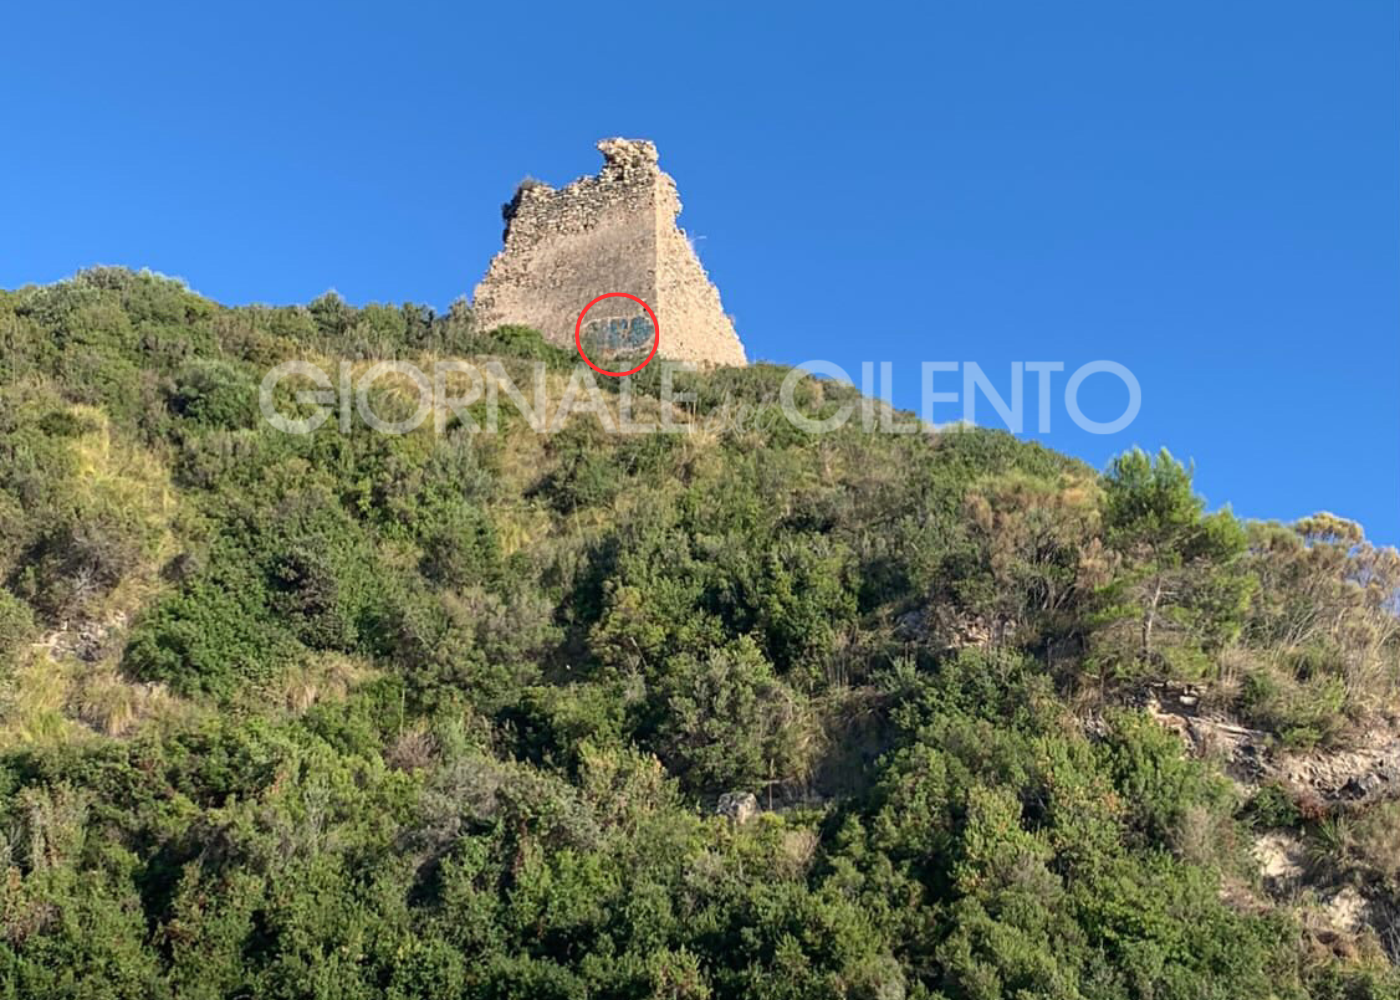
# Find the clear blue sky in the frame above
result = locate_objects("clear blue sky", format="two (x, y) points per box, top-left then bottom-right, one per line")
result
(4, 2), (1397, 542)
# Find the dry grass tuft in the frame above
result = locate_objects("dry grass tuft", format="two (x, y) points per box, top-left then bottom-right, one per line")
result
(270, 653), (375, 715)
(385, 728), (439, 773)
(72, 669), (173, 737)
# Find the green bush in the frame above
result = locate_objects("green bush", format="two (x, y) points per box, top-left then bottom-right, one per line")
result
(168, 358), (257, 430)
(0, 588), (34, 663)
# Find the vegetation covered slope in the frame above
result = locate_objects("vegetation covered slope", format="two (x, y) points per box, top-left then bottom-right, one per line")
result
(0, 268), (1398, 998)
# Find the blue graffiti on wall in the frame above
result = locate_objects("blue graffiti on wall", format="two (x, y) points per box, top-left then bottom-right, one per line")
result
(582, 314), (655, 353)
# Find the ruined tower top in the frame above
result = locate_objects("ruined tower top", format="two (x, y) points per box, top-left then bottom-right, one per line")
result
(597, 137), (659, 174)
(472, 138), (747, 368)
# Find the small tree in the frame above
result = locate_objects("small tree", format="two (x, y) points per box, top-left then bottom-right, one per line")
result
(1089, 448), (1253, 680)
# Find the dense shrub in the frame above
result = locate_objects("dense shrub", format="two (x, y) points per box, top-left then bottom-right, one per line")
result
(0, 270), (1394, 996)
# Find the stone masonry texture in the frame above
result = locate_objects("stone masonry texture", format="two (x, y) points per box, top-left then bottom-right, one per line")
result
(471, 139), (747, 368)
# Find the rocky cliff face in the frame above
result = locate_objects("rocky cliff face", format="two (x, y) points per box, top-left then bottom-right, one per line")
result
(1142, 681), (1400, 809)
(472, 138), (747, 368)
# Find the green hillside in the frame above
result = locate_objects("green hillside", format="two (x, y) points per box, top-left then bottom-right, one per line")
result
(1, 268), (1397, 998)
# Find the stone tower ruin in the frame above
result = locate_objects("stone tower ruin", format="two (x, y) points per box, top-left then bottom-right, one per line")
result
(471, 138), (747, 367)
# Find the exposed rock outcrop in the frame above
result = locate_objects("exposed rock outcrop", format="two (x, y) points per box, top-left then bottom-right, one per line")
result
(716, 791), (758, 825)
(1143, 682), (1400, 809)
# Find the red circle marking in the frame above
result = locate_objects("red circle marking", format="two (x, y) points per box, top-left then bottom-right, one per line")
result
(574, 293), (660, 377)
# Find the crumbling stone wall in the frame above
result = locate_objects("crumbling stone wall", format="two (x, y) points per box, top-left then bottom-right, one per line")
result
(472, 139), (746, 368)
